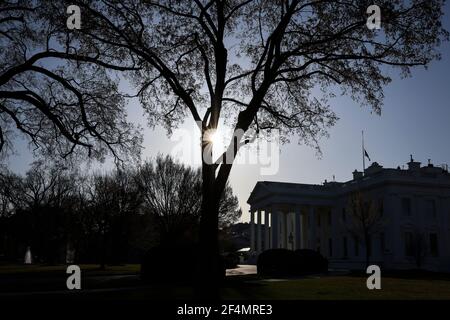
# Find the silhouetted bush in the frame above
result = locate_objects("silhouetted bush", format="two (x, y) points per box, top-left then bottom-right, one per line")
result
(141, 244), (225, 284)
(294, 249), (328, 274)
(223, 252), (240, 269)
(257, 249), (328, 277)
(257, 249), (298, 277)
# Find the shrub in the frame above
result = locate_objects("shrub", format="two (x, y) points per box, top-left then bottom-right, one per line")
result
(140, 244), (225, 284)
(223, 252), (240, 269)
(257, 248), (328, 277)
(257, 249), (298, 277)
(294, 249), (328, 274)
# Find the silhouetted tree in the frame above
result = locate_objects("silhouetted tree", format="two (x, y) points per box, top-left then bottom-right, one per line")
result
(52, 0), (448, 294)
(83, 168), (142, 268)
(0, 1), (141, 160)
(0, 165), (16, 218)
(136, 155), (241, 245)
(2, 1), (448, 295)
(1, 161), (81, 263)
(345, 192), (383, 268)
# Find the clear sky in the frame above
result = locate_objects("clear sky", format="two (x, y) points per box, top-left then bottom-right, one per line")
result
(4, 3), (450, 223)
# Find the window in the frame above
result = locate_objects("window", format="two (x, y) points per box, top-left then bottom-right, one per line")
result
(343, 237), (348, 258)
(405, 232), (414, 256)
(430, 233), (439, 257)
(425, 200), (437, 219)
(328, 238), (333, 257)
(353, 236), (359, 257)
(402, 198), (412, 216)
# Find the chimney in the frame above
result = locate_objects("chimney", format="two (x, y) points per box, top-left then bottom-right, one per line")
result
(407, 155), (421, 171)
(353, 170), (363, 180)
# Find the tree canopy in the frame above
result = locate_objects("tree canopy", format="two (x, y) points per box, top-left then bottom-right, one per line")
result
(0, 1), (142, 161)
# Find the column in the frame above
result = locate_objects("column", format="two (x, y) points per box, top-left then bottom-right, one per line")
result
(390, 195), (401, 260)
(308, 206), (316, 250)
(280, 211), (286, 248)
(301, 210), (307, 249)
(264, 209), (270, 250)
(330, 206), (338, 258)
(295, 207), (302, 250)
(271, 210), (279, 249)
(256, 210), (262, 253)
(250, 210), (255, 251)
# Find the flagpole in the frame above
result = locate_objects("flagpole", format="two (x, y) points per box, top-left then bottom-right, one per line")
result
(362, 130), (365, 175)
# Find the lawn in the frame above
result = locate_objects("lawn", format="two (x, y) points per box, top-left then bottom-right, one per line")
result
(62, 275), (450, 300)
(222, 275), (450, 300)
(1, 264), (450, 300)
(0, 264), (140, 276)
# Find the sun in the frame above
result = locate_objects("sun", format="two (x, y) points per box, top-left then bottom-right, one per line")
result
(205, 129), (220, 146)
(210, 131), (220, 146)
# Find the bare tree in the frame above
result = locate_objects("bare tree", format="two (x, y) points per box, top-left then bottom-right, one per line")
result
(58, 0), (447, 291)
(411, 229), (428, 269)
(136, 155), (241, 245)
(0, 166), (17, 217)
(0, 1), (142, 160)
(2, 1), (448, 294)
(346, 191), (383, 268)
(3, 161), (81, 263)
(83, 168), (141, 268)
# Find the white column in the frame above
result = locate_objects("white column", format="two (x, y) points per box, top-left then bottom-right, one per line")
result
(264, 210), (270, 250)
(301, 210), (307, 249)
(250, 210), (255, 251)
(271, 209), (279, 248)
(280, 211), (287, 249)
(295, 207), (302, 250)
(256, 210), (262, 253)
(330, 206), (338, 258)
(308, 206), (316, 250)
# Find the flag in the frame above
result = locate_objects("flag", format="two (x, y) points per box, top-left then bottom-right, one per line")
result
(364, 149), (371, 162)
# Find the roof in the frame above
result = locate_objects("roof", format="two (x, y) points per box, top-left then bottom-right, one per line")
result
(247, 161), (450, 207)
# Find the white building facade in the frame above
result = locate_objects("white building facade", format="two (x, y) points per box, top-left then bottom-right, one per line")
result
(247, 159), (450, 272)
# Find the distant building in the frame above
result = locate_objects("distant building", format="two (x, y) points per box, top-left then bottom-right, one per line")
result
(247, 157), (450, 272)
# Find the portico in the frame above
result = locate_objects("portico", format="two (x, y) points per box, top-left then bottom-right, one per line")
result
(247, 181), (336, 254)
(248, 205), (334, 253)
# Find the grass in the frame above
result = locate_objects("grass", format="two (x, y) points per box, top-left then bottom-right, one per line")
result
(0, 264), (140, 276)
(56, 275), (450, 300)
(222, 275), (450, 300)
(1, 265), (450, 300)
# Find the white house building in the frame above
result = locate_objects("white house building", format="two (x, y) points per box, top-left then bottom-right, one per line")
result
(247, 157), (450, 272)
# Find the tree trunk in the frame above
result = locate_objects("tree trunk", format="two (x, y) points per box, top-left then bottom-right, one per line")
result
(364, 233), (370, 269)
(196, 159), (221, 299)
